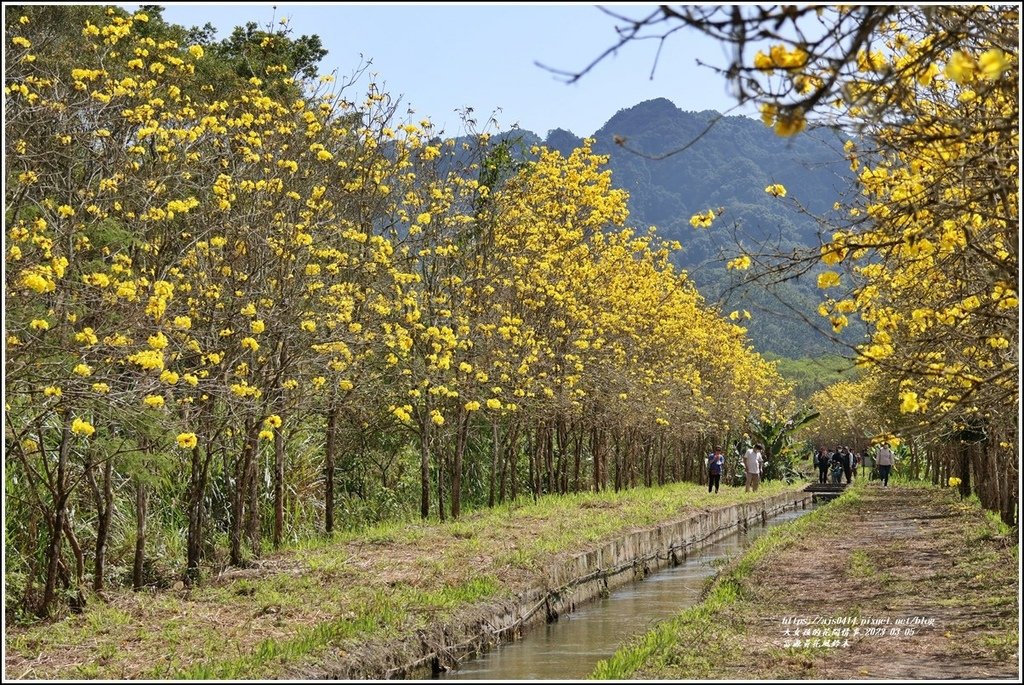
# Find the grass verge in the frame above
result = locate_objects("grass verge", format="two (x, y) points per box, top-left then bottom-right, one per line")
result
(5, 480), (804, 680)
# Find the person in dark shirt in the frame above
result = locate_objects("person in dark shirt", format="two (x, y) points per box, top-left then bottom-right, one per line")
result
(834, 447), (853, 485)
(816, 447), (830, 484)
(707, 446), (725, 493)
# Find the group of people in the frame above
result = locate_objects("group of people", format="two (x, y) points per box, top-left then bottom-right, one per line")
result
(705, 442), (898, 494)
(814, 446), (860, 485)
(814, 444), (896, 487)
(705, 444), (766, 494)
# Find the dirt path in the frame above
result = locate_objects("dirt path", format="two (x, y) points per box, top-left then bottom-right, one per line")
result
(626, 484), (1018, 680)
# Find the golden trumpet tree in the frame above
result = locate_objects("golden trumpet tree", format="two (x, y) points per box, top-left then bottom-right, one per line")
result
(585, 5), (1016, 522)
(5, 7), (797, 618)
(812, 13), (1018, 523)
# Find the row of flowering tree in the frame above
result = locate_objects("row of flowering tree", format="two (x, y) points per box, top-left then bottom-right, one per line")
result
(638, 6), (1017, 524)
(806, 8), (1017, 525)
(4, 6), (792, 618)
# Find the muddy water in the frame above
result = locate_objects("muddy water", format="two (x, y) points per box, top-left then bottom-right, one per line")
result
(439, 505), (813, 681)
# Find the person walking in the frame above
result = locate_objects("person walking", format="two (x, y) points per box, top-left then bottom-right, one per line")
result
(743, 444), (765, 493)
(839, 447), (853, 485)
(707, 446), (725, 493)
(816, 447), (830, 484)
(876, 444), (895, 487)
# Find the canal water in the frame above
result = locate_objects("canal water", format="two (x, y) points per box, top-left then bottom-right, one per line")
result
(439, 504), (812, 680)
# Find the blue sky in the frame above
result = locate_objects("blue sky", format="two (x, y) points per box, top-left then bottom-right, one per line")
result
(128, 3), (756, 138)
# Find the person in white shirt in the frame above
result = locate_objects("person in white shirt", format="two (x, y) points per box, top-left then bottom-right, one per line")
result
(875, 445), (895, 487)
(743, 444), (765, 493)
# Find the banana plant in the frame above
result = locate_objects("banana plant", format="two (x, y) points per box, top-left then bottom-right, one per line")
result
(747, 408), (820, 481)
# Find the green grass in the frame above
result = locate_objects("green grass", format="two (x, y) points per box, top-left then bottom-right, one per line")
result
(980, 629), (1019, 661)
(979, 506), (1016, 539)
(848, 549), (876, 578)
(173, 573), (504, 679)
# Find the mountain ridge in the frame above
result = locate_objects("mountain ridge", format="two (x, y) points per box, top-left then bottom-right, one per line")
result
(519, 97), (859, 357)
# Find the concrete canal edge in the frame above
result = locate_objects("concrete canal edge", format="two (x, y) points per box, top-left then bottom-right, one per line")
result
(290, 490), (812, 680)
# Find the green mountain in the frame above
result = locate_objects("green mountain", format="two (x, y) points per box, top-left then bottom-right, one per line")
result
(534, 98), (860, 358)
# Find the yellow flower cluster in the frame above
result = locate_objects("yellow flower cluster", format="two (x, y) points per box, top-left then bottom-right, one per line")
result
(71, 417), (95, 437)
(143, 395), (165, 408)
(176, 432), (198, 449)
(754, 44), (809, 73)
(727, 255), (752, 271)
(688, 209), (716, 228)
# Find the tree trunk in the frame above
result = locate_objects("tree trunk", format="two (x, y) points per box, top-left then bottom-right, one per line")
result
(917, 436), (925, 479)
(230, 421), (257, 566)
(85, 451), (113, 592)
(655, 438), (664, 486)
(572, 423), (583, 493)
(489, 421), (500, 507)
(544, 424), (555, 494)
(133, 478), (148, 590)
(673, 438), (681, 482)
(507, 426), (518, 502)
(958, 441), (971, 499)
(40, 506), (66, 617)
(245, 426), (261, 558)
(61, 515), (86, 611)
(642, 435), (653, 487)
(531, 425), (542, 500)
(498, 425), (509, 504)
(420, 419), (431, 519)
(325, 406), (338, 533)
(273, 424), (285, 548)
(437, 443), (447, 523)
(1000, 450), (1016, 527)
(186, 441), (212, 583)
(526, 428), (535, 500)
(613, 431), (622, 492)
(39, 425), (72, 618)
(555, 417), (567, 494)
(452, 409), (468, 518)
(230, 438), (245, 566)
(500, 420), (521, 504)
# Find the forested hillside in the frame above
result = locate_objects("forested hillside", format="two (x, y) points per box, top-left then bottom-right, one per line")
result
(497, 98), (860, 357)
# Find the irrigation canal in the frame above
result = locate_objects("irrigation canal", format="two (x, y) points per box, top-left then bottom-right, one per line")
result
(438, 504), (814, 680)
